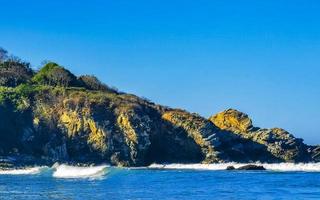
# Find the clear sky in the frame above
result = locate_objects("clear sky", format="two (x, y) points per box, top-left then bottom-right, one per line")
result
(1, 0), (319, 144)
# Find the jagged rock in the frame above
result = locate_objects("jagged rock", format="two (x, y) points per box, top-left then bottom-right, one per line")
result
(310, 146), (320, 162)
(209, 109), (311, 162)
(209, 109), (254, 133)
(0, 86), (317, 167)
(162, 110), (222, 163)
(0, 52), (317, 167)
(116, 110), (152, 166)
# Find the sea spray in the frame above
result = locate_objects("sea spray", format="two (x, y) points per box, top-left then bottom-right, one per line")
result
(52, 164), (109, 178)
(148, 163), (320, 172)
(0, 166), (47, 175)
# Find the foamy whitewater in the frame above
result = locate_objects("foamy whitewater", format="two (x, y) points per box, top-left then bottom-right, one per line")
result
(52, 164), (108, 178)
(1, 163), (320, 177)
(148, 162), (320, 172)
(1, 163), (320, 199)
(0, 166), (47, 175)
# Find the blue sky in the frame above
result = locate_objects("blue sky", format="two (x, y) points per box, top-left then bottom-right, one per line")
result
(1, 0), (319, 144)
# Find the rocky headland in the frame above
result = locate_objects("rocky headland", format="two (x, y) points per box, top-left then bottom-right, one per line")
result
(0, 48), (319, 168)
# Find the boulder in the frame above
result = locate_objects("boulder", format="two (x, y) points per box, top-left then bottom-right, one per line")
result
(209, 109), (253, 133)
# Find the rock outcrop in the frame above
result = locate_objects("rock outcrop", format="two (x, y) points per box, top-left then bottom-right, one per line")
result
(209, 109), (311, 162)
(161, 110), (222, 163)
(0, 86), (317, 166)
(209, 109), (254, 133)
(1, 51), (317, 167)
(0, 77), (318, 166)
(310, 146), (320, 162)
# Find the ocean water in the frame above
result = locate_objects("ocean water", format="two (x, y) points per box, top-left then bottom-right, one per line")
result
(1, 163), (320, 200)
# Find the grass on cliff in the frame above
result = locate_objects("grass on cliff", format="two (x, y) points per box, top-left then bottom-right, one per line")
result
(0, 48), (156, 113)
(0, 82), (150, 112)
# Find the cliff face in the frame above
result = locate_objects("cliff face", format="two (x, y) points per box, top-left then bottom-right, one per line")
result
(0, 87), (318, 166)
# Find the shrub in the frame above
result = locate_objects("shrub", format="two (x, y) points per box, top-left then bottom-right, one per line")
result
(79, 75), (119, 93)
(79, 75), (108, 90)
(0, 47), (8, 62)
(0, 58), (34, 87)
(32, 62), (80, 87)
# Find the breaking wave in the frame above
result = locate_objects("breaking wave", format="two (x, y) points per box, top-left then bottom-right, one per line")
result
(0, 166), (47, 175)
(52, 164), (109, 178)
(148, 163), (320, 172)
(2, 163), (320, 176)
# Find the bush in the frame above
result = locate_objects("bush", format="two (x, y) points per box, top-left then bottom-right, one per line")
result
(0, 59), (34, 87)
(79, 75), (119, 93)
(0, 47), (8, 62)
(32, 62), (80, 87)
(78, 75), (107, 90)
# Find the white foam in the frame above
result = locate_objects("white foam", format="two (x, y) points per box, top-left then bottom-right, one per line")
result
(262, 163), (320, 172)
(0, 167), (45, 175)
(148, 163), (320, 172)
(52, 164), (108, 178)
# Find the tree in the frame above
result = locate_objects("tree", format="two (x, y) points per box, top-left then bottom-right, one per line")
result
(78, 75), (119, 93)
(32, 62), (80, 87)
(0, 47), (8, 62)
(0, 57), (34, 87)
(79, 75), (108, 91)
(49, 67), (73, 87)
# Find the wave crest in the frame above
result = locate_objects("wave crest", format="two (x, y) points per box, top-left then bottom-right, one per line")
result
(52, 164), (108, 178)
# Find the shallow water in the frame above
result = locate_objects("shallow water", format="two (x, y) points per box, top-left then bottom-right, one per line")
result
(1, 164), (320, 200)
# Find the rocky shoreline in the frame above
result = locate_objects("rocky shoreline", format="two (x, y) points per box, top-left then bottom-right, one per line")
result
(1, 87), (319, 167)
(0, 57), (319, 167)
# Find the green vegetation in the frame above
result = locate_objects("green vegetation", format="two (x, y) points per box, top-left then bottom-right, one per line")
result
(0, 47), (8, 61)
(79, 75), (104, 90)
(0, 46), (123, 116)
(0, 84), (43, 111)
(0, 47), (318, 166)
(0, 58), (34, 87)
(32, 62), (80, 87)
(0, 47), (118, 94)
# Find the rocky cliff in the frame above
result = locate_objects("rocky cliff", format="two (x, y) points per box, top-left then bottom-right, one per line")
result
(0, 55), (318, 167)
(209, 109), (314, 162)
(0, 86), (318, 167)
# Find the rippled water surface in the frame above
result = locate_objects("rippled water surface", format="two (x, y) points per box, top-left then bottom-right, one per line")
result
(1, 164), (320, 200)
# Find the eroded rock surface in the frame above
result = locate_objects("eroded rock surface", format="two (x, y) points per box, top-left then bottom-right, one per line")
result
(0, 87), (317, 166)
(209, 109), (311, 162)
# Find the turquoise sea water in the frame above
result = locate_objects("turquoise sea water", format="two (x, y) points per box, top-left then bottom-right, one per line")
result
(1, 164), (320, 200)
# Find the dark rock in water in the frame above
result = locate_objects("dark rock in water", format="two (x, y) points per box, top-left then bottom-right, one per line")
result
(237, 164), (266, 170)
(226, 166), (236, 170)
(225, 165), (265, 171)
